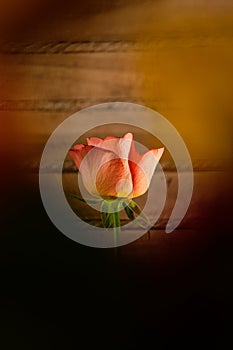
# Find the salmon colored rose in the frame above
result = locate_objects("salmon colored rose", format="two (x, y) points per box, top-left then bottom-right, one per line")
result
(68, 132), (164, 239)
(69, 132), (164, 199)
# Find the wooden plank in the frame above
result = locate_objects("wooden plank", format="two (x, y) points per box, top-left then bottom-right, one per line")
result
(1, 108), (232, 171)
(0, 98), (166, 113)
(1, 0), (233, 42)
(0, 109), (231, 173)
(0, 2), (232, 171)
(1, 34), (233, 55)
(0, 41), (143, 54)
(0, 52), (143, 100)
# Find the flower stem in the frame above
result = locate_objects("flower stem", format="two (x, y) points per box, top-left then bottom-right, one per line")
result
(101, 199), (123, 255)
(113, 211), (121, 248)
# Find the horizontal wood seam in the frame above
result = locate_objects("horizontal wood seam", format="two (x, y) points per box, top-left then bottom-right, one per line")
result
(1, 37), (232, 54)
(0, 99), (163, 112)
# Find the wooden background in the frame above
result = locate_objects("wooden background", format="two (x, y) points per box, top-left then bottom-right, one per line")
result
(1, 0), (232, 235)
(0, 1), (233, 347)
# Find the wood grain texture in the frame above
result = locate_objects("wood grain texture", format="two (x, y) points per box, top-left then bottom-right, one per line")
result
(0, 52), (142, 100)
(1, 0), (232, 41)
(1, 0), (232, 168)
(0, 4), (232, 345)
(0, 0), (232, 233)
(1, 109), (231, 172)
(1, 44), (232, 165)
(1, 41), (142, 54)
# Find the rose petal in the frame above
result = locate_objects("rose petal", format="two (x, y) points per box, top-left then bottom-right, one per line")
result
(69, 134), (163, 199)
(86, 135), (117, 147)
(129, 142), (164, 197)
(69, 145), (100, 196)
(96, 158), (133, 198)
(87, 132), (133, 159)
(69, 145), (92, 170)
(70, 145), (133, 198)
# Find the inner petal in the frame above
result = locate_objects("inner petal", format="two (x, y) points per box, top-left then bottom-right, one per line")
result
(96, 158), (133, 198)
(116, 178), (133, 198)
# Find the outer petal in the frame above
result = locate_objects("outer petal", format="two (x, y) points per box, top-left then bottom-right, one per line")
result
(69, 145), (133, 198)
(87, 132), (133, 159)
(129, 141), (164, 198)
(69, 144), (92, 170)
(86, 135), (117, 146)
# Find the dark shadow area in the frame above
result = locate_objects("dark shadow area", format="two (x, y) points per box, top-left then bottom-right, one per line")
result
(0, 166), (233, 348)
(0, 0), (144, 41)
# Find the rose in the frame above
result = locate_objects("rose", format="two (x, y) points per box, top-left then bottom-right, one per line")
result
(69, 132), (164, 200)
(68, 132), (164, 239)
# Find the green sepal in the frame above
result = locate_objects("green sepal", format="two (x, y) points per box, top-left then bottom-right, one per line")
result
(100, 201), (115, 228)
(124, 205), (135, 221)
(66, 192), (101, 204)
(124, 200), (152, 229)
(100, 200), (122, 248)
(100, 200), (123, 228)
